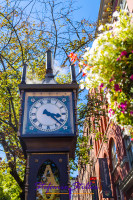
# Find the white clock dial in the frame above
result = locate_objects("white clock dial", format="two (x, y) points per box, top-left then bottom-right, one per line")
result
(29, 98), (68, 132)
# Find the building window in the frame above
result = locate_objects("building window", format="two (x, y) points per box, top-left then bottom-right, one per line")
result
(90, 137), (92, 146)
(116, 183), (121, 200)
(125, 137), (133, 168)
(88, 137), (92, 156)
(87, 128), (89, 136)
(111, 140), (118, 170)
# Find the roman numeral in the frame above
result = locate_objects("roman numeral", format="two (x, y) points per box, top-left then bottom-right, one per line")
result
(33, 118), (37, 123)
(60, 106), (63, 109)
(34, 106), (38, 109)
(61, 113), (66, 115)
(47, 99), (51, 103)
(60, 119), (64, 123)
(55, 100), (58, 104)
(47, 126), (50, 130)
(40, 101), (44, 105)
(38, 124), (42, 128)
(31, 113), (36, 116)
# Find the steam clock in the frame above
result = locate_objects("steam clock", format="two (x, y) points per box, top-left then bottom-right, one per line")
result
(18, 50), (79, 200)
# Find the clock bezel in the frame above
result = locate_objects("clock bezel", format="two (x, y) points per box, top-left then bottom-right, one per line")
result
(21, 91), (75, 137)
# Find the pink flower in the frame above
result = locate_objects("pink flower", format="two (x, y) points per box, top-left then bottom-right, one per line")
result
(120, 102), (127, 114)
(114, 84), (120, 91)
(132, 51), (133, 53)
(120, 102), (127, 110)
(117, 57), (120, 61)
(120, 50), (128, 57)
(131, 138), (133, 141)
(100, 83), (104, 88)
(109, 77), (114, 82)
(118, 105), (121, 109)
(109, 108), (115, 116)
(130, 111), (133, 115)
(130, 75), (133, 81)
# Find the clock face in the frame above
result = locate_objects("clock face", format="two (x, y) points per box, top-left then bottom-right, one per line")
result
(29, 97), (68, 132)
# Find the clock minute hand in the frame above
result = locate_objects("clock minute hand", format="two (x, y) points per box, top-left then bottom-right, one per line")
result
(43, 109), (62, 125)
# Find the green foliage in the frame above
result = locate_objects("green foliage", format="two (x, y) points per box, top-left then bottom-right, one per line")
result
(69, 135), (93, 174)
(0, 170), (21, 200)
(56, 73), (71, 84)
(76, 136), (93, 167)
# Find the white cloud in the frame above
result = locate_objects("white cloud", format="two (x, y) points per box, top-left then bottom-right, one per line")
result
(53, 59), (69, 75)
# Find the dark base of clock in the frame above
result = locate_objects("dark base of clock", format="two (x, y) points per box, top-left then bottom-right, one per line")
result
(20, 136), (77, 159)
(25, 152), (70, 200)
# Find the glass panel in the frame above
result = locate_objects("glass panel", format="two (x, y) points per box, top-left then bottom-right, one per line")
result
(131, 143), (133, 154)
(126, 138), (130, 146)
(36, 160), (60, 200)
(111, 140), (117, 169)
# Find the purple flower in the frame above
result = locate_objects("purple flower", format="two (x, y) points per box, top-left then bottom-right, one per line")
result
(130, 74), (133, 81)
(100, 83), (104, 88)
(132, 51), (133, 53)
(104, 87), (107, 93)
(114, 84), (120, 91)
(120, 50), (128, 57)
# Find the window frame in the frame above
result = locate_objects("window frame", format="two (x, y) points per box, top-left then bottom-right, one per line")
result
(124, 136), (133, 169)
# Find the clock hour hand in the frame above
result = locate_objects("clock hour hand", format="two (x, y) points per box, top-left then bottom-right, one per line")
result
(43, 109), (62, 125)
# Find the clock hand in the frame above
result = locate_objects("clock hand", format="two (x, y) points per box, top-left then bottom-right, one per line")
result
(43, 109), (62, 125)
(43, 109), (61, 118)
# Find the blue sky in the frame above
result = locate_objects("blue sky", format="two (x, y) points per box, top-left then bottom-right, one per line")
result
(74, 0), (101, 22)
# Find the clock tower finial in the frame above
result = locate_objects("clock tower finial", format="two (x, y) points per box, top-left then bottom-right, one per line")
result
(70, 64), (77, 84)
(21, 63), (27, 84)
(42, 49), (57, 84)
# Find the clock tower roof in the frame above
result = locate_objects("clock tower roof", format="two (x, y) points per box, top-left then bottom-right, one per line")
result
(20, 49), (78, 86)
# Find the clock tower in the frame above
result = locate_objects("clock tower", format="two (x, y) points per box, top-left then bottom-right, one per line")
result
(18, 50), (79, 200)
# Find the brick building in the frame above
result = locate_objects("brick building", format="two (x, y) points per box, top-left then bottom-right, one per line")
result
(76, 89), (133, 200)
(75, 1), (133, 199)
(98, 0), (133, 25)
